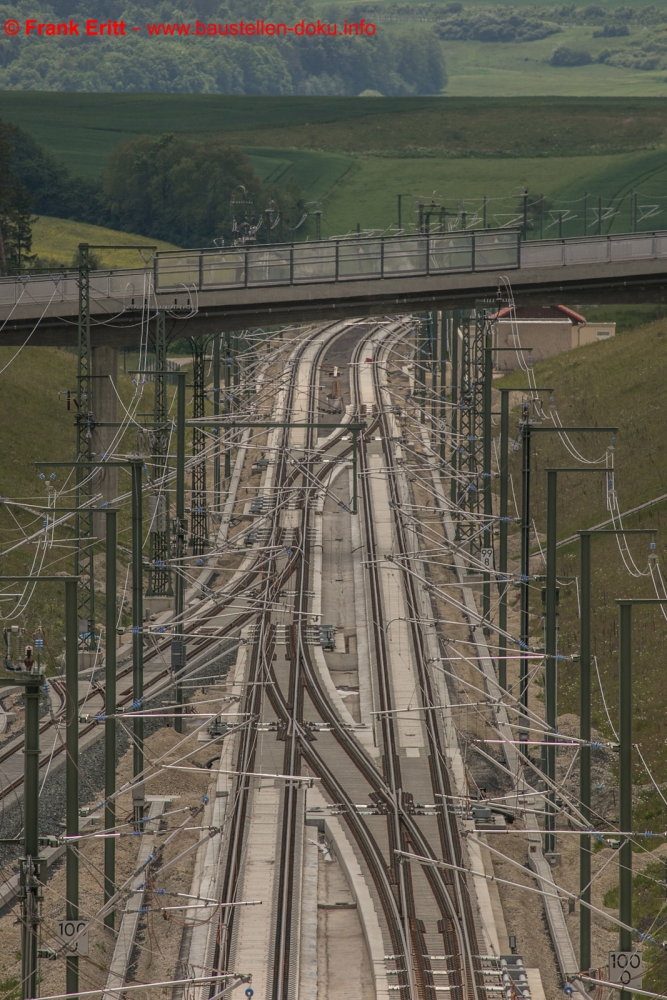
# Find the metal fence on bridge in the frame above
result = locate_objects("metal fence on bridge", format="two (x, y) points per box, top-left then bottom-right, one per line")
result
(1, 228), (667, 307)
(520, 230), (667, 269)
(153, 228), (520, 290)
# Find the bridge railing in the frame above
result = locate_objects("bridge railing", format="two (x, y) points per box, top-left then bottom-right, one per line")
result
(2, 229), (667, 307)
(520, 230), (667, 268)
(0, 268), (150, 307)
(153, 229), (521, 292)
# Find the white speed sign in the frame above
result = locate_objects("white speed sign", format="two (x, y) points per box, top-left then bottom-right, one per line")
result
(608, 951), (643, 987)
(480, 548), (495, 571)
(57, 919), (89, 957)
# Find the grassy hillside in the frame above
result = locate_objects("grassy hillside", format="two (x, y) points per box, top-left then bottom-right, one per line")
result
(554, 148), (667, 226)
(4, 95), (667, 173)
(7, 94), (667, 238)
(496, 319), (667, 817)
(0, 346), (164, 659)
(1, 93), (441, 176)
(318, 153), (639, 233)
(244, 147), (354, 202)
(32, 217), (180, 268)
(442, 33), (667, 96)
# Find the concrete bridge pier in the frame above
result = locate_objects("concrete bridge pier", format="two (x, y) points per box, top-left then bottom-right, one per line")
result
(92, 345), (118, 521)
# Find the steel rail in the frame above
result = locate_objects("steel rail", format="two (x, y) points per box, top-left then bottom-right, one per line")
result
(373, 325), (484, 1000)
(244, 317), (488, 1000)
(352, 330), (427, 999)
(212, 320), (351, 990)
(256, 320), (456, 1000)
(269, 316), (382, 1000)
(275, 317), (486, 1000)
(272, 320), (340, 1000)
(256, 319), (411, 998)
(356, 322), (474, 999)
(252, 319), (472, 1000)
(0, 327), (338, 815)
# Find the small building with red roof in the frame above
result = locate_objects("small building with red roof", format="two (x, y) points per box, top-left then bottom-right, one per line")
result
(491, 304), (615, 371)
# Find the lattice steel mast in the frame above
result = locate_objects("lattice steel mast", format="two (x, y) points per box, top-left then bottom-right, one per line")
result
(147, 311), (172, 596)
(75, 244), (95, 641)
(189, 337), (209, 555)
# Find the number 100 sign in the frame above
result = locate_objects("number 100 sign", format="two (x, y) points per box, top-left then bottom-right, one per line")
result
(57, 919), (89, 957)
(608, 951), (643, 988)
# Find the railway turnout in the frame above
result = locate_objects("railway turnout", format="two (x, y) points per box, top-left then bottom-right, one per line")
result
(1, 301), (643, 1000)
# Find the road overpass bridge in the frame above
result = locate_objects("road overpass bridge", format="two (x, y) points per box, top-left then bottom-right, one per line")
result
(1, 227), (667, 346)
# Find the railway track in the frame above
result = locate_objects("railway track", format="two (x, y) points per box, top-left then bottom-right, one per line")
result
(0, 325), (340, 809)
(204, 316), (494, 1000)
(368, 321), (485, 1000)
(209, 319), (367, 998)
(0, 315), (499, 999)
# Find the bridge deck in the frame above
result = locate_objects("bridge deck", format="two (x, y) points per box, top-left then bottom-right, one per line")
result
(1, 228), (666, 344)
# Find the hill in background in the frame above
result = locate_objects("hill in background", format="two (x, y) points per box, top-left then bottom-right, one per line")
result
(6, 94), (667, 241)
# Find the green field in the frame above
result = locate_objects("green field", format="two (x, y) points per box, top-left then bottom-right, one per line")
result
(555, 147), (667, 206)
(0, 93), (445, 176)
(245, 147), (354, 201)
(5, 94), (667, 169)
(442, 28), (667, 96)
(317, 152), (647, 233)
(32, 216), (179, 268)
(7, 93), (667, 240)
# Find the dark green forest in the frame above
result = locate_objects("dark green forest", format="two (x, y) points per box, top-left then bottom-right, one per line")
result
(103, 133), (307, 245)
(0, 0), (446, 94)
(0, 118), (307, 272)
(0, 121), (33, 273)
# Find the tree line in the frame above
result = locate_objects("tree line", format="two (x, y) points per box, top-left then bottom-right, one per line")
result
(361, 1), (667, 28)
(0, 0), (446, 95)
(0, 118), (309, 274)
(0, 122), (34, 275)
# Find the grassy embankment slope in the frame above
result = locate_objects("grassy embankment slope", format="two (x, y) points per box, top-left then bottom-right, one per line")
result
(6, 94), (667, 238)
(0, 348), (162, 659)
(31, 217), (180, 269)
(496, 323), (667, 819)
(496, 321), (667, 989)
